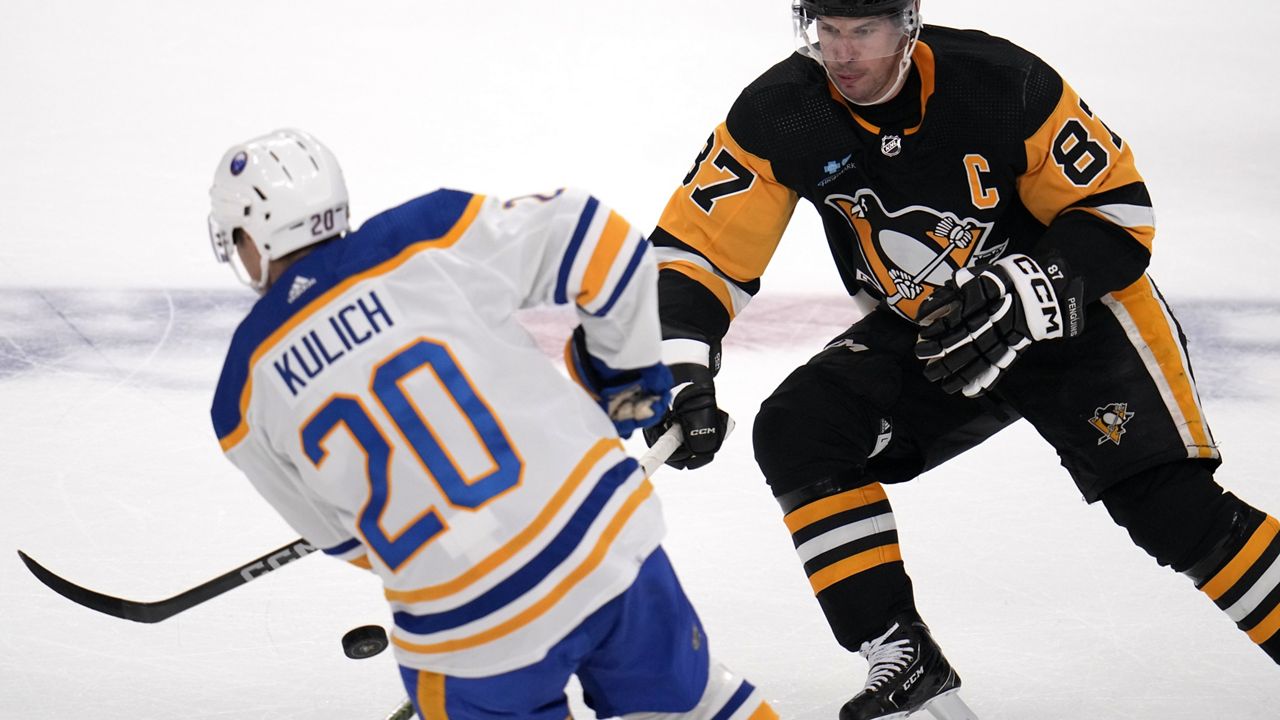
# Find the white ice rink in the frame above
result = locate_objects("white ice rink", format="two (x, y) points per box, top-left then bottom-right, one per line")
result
(3, 1), (1280, 718)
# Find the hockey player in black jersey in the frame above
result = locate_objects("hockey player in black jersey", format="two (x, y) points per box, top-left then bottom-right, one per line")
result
(643, 0), (1280, 717)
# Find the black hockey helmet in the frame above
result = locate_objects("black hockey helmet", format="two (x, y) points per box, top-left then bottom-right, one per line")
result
(792, 0), (921, 105)
(794, 0), (915, 21)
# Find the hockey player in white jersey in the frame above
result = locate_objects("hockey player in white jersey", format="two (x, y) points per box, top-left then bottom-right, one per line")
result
(206, 129), (777, 720)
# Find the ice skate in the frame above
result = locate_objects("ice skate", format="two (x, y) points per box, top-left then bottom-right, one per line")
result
(839, 613), (977, 720)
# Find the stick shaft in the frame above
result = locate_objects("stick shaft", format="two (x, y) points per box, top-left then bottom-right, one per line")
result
(21, 425), (686, 623)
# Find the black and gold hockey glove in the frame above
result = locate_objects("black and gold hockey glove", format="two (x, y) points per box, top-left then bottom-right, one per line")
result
(914, 253), (1084, 397)
(642, 345), (730, 470)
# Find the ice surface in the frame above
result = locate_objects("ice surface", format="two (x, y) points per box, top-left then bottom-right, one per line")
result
(3, 291), (1278, 719)
(3, 1), (1280, 718)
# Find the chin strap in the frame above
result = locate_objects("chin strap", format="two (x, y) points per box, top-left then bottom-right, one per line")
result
(254, 252), (272, 293)
(844, 25), (920, 107)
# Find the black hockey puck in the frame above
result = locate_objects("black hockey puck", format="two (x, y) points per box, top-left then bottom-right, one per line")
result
(341, 624), (389, 659)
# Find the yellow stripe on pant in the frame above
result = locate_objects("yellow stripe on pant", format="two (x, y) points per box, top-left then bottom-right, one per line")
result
(1104, 277), (1218, 460)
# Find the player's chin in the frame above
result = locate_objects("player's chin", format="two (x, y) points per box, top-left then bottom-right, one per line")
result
(838, 81), (874, 103)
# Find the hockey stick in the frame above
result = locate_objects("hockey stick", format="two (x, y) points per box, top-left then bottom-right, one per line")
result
(375, 421), (711, 720)
(384, 699), (415, 720)
(17, 538), (317, 624)
(19, 424), (690, 624)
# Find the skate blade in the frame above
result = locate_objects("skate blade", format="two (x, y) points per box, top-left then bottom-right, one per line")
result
(919, 689), (977, 720)
(874, 689), (978, 720)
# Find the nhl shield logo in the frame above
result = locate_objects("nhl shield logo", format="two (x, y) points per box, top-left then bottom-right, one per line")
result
(881, 135), (903, 157)
(1090, 402), (1135, 446)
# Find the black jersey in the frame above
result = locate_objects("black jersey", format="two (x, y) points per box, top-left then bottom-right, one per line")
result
(651, 26), (1155, 343)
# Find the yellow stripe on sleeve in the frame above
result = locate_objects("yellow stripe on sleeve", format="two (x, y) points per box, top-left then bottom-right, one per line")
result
(1018, 81), (1146, 228)
(655, 123), (797, 284)
(578, 211), (631, 306)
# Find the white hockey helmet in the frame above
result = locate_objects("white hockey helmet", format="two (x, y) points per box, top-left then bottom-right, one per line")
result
(208, 128), (349, 291)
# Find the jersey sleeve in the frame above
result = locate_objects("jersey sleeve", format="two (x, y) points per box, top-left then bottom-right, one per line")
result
(649, 122), (800, 365)
(223, 427), (370, 568)
(485, 188), (662, 372)
(1018, 71), (1154, 301)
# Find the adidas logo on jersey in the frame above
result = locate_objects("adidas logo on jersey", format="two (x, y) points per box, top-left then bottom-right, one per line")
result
(287, 275), (317, 304)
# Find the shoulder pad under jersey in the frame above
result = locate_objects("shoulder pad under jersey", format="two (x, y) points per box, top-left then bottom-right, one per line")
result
(917, 26), (1064, 140)
(725, 53), (856, 166)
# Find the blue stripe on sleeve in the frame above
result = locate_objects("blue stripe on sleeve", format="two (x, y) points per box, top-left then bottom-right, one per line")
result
(591, 237), (650, 318)
(554, 196), (600, 305)
(710, 680), (755, 720)
(392, 457), (639, 635)
(323, 538), (363, 556)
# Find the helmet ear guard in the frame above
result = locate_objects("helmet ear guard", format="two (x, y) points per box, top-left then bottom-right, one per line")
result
(207, 128), (349, 290)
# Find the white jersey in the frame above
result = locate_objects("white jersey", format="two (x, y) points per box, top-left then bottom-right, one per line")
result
(212, 188), (665, 676)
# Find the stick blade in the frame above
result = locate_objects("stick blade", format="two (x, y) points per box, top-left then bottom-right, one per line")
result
(17, 550), (164, 623)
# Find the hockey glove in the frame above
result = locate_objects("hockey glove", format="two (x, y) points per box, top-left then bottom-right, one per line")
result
(642, 357), (731, 471)
(914, 253), (1084, 398)
(567, 325), (673, 439)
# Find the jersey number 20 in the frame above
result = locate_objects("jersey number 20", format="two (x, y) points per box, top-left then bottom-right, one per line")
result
(300, 339), (522, 571)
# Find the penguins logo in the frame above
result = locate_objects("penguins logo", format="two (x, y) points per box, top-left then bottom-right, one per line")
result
(825, 190), (1004, 320)
(1089, 402), (1135, 446)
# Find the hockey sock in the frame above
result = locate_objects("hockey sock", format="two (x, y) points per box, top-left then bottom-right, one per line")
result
(1103, 462), (1280, 663)
(1188, 508), (1280, 663)
(778, 481), (915, 649)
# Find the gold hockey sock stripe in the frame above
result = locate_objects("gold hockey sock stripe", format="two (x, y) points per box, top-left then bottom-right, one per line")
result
(1247, 604), (1280, 644)
(1202, 515), (1280, 602)
(808, 544), (902, 594)
(783, 483), (889, 534)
